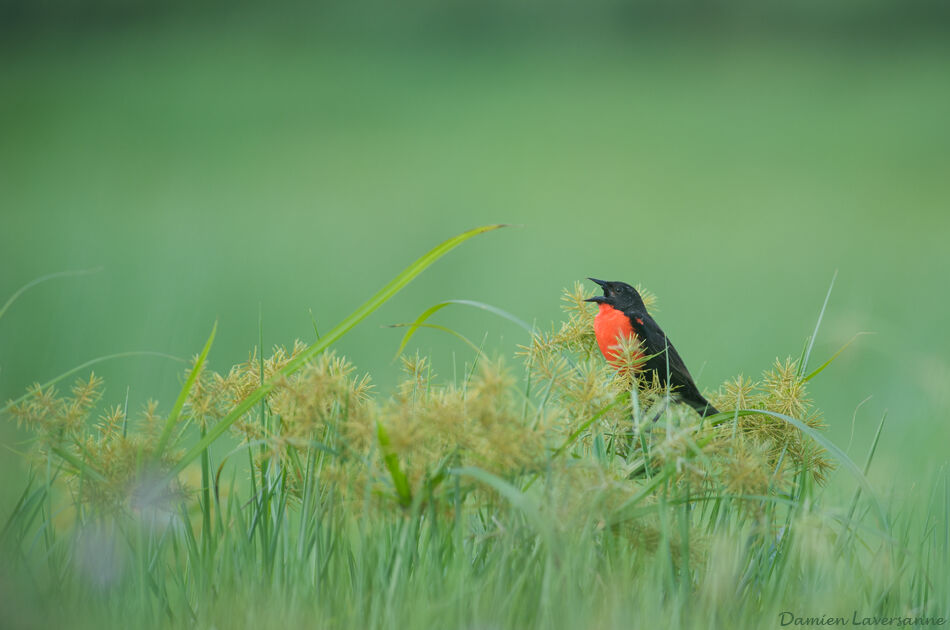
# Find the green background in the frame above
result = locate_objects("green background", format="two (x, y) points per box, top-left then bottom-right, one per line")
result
(2, 3), (949, 504)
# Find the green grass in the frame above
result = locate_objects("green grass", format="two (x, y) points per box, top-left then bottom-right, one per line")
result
(2, 12), (949, 628)
(2, 230), (948, 629)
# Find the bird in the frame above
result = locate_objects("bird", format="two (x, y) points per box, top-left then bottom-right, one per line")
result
(585, 278), (719, 418)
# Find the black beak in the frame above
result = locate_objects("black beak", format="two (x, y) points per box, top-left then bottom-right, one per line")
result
(585, 277), (609, 303)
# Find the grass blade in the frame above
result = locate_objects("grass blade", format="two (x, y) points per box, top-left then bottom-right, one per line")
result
(387, 322), (486, 359)
(451, 466), (548, 542)
(0, 267), (101, 323)
(2, 351), (186, 415)
(376, 421), (412, 507)
(154, 321), (217, 458)
(803, 332), (872, 382)
(800, 269), (837, 377)
(840, 411), (888, 545)
(392, 299), (532, 359)
(749, 408), (890, 532)
(50, 446), (107, 484)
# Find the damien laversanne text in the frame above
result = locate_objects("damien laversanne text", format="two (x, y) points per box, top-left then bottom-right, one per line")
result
(779, 612), (946, 627)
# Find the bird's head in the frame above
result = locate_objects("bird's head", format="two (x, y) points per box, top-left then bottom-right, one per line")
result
(585, 278), (646, 311)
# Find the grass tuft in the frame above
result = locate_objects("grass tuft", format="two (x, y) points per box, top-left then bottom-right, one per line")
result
(1, 239), (945, 629)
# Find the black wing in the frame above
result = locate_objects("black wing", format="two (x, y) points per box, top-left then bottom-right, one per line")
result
(626, 309), (718, 416)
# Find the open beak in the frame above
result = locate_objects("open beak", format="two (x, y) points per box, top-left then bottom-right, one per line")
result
(584, 277), (609, 303)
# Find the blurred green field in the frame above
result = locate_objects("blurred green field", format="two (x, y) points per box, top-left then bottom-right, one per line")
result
(3, 7), (950, 629)
(2, 9), (949, 510)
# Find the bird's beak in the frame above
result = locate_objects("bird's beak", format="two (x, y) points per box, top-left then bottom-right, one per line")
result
(585, 277), (609, 303)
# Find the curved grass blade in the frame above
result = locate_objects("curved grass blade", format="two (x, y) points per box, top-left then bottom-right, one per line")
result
(1, 351), (187, 415)
(154, 321), (217, 458)
(803, 332), (873, 382)
(163, 224), (506, 482)
(388, 322), (485, 359)
(0, 267), (102, 323)
(749, 408), (890, 532)
(392, 299), (532, 359)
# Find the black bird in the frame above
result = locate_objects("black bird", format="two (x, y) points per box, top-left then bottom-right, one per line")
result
(585, 278), (719, 418)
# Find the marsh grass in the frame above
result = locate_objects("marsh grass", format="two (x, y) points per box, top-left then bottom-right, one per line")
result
(2, 230), (948, 630)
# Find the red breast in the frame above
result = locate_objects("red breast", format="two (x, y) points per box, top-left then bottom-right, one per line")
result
(593, 303), (642, 366)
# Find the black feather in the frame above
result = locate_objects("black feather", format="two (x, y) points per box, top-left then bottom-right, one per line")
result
(624, 308), (719, 418)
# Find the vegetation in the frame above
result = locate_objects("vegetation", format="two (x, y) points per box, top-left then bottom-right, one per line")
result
(2, 229), (946, 630)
